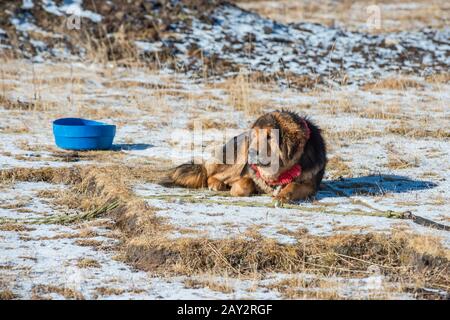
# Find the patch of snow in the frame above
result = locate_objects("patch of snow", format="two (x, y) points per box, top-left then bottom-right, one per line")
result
(42, 0), (63, 16)
(10, 16), (38, 33)
(135, 41), (162, 52)
(42, 0), (102, 23)
(22, 0), (34, 10)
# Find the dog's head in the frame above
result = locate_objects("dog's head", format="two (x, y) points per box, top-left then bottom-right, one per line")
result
(248, 111), (309, 182)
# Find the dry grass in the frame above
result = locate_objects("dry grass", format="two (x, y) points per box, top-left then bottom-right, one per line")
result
(225, 72), (265, 115)
(386, 144), (420, 170)
(326, 155), (352, 178)
(33, 230), (98, 241)
(74, 239), (104, 247)
(388, 122), (450, 139)
(266, 277), (342, 299)
(187, 118), (239, 130)
(0, 290), (17, 300)
(323, 128), (384, 147)
(359, 104), (402, 120)
(425, 73), (450, 84)
(363, 78), (424, 91)
(76, 258), (101, 269)
(0, 224), (34, 232)
(0, 125), (30, 134)
(0, 94), (56, 111)
(76, 105), (129, 120)
(184, 278), (234, 294)
(387, 154), (420, 170)
(31, 285), (84, 300)
(322, 97), (359, 115)
(94, 287), (125, 297)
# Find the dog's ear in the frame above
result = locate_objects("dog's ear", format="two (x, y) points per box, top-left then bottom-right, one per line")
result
(286, 138), (297, 160)
(280, 128), (305, 164)
(281, 134), (297, 161)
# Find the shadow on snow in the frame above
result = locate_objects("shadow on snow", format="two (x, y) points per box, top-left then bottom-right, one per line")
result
(112, 143), (154, 151)
(319, 174), (437, 199)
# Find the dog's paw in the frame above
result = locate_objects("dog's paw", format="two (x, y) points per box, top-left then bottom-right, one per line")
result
(273, 193), (293, 206)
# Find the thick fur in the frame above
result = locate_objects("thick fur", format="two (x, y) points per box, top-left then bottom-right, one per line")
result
(168, 110), (327, 202)
(170, 163), (207, 189)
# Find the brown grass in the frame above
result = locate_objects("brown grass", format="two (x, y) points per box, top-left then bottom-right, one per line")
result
(0, 94), (56, 111)
(31, 285), (84, 300)
(387, 154), (420, 170)
(0, 224), (34, 232)
(388, 122), (450, 139)
(184, 278), (234, 294)
(363, 78), (424, 91)
(225, 72), (265, 115)
(425, 73), (450, 84)
(359, 104), (403, 120)
(94, 287), (125, 297)
(386, 144), (420, 170)
(0, 125), (30, 134)
(187, 118), (239, 130)
(266, 277), (342, 299)
(323, 97), (359, 115)
(76, 105), (129, 119)
(76, 258), (101, 269)
(74, 239), (104, 247)
(326, 155), (352, 178)
(0, 290), (17, 300)
(323, 128), (384, 148)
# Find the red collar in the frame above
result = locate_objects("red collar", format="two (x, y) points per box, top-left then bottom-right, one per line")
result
(250, 119), (310, 187)
(251, 164), (302, 186)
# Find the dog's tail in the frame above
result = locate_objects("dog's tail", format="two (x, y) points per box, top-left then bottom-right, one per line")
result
(166, 163), (208, 189)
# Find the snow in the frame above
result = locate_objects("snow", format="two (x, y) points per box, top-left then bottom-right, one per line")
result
(42, 0), (63, 16)
(135, 41), (162, 52)
(10, 16), (38, 33)
(22, 0), (34, 10)
(42, 0), (102, 23)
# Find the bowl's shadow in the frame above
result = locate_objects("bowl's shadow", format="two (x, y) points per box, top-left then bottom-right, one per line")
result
(318, 174), (438, 199)
(112, 143), (154, 151)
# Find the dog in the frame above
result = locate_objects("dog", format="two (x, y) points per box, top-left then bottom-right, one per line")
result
(168, 110), (326, 202)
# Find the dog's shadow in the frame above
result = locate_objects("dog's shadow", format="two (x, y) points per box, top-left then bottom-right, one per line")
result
(112, 143), (154, 151)
(318, 174), (437, 199)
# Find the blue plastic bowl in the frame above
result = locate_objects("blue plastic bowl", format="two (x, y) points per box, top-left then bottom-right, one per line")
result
(53, 118), (116, 151)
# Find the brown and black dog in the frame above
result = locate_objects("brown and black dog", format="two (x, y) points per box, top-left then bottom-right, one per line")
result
(168, 110), (326, 202)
